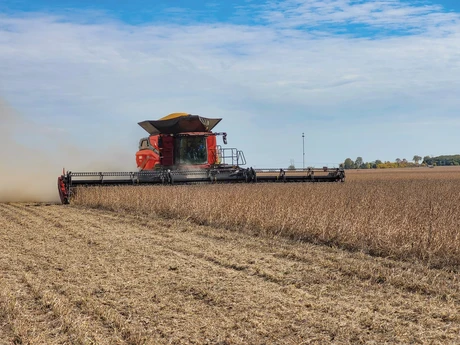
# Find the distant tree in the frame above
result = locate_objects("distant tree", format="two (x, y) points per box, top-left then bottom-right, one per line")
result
(287, 164), (296, 170)
(343, 158), (354, 169)
(396, 158), (401, 165)
(372, 159), (383, 169)
(423, 154), (460, 166)
(355, 157), (363, 168)
(413, 155), (422, 164)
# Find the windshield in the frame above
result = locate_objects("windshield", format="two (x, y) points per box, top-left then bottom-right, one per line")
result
(175, 136), (207, 165)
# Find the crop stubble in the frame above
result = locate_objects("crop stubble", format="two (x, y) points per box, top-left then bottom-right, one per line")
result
(1, 196), (460, 344)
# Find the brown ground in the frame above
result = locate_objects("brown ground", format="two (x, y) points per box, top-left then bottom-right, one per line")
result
(1, 202), (460, 344)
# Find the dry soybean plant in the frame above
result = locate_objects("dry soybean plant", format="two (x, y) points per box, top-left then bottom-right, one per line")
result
(74, 171), (460, 270)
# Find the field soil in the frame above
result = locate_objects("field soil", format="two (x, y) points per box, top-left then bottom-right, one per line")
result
(1, 202), (459, 344)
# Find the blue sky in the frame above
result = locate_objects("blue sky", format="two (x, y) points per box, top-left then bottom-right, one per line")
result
(2, 0), (460, 24)
(1, 0), (460, 173)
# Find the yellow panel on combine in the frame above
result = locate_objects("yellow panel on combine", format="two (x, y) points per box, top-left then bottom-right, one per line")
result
(159, 112), (190, 121)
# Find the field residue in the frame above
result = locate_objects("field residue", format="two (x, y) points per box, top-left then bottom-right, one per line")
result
(1, 202), (459, 344)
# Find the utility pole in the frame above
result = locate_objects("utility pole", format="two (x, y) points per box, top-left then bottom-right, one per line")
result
(302, 132), (305, 170)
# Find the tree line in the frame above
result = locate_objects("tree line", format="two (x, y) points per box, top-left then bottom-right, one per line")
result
(341, 154), (460, 169)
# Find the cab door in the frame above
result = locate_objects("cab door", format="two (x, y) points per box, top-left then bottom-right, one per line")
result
(160, 135), (174, 166)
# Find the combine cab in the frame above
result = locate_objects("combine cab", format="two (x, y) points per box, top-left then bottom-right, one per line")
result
(57, 113), (345, 204)
(134, 113), (243, 170)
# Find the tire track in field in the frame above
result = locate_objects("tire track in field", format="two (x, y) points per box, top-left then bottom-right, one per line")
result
(0, 257), (95, 345)
(0, 275), (68, 345)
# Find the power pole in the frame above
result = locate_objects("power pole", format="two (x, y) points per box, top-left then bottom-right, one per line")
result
(302, 132), (305, 170)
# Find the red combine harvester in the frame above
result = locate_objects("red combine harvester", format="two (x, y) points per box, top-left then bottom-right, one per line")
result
(58, 113), (345, 204)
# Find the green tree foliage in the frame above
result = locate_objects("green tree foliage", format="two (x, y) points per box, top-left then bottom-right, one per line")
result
(343, 158), (354, 169)
(343, 156), (433, 169)
(423, 155), (460, 166)
(413, 155), (422, 164)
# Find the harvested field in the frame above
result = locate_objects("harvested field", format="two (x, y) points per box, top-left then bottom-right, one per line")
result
(74, 168), (460, 271)
(1, 202), (460, 344)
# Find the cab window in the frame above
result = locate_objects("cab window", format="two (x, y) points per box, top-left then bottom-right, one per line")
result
(175, 136), (207, 165)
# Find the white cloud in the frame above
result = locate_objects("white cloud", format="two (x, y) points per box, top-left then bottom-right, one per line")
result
(0, 0), (460, 168)
(260, 0), (459, 33)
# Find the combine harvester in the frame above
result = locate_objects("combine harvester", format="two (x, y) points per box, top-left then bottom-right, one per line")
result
(57, 113), (345, 204)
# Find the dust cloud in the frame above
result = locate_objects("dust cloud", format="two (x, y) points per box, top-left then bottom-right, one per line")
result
(0, 99), (135, 203)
